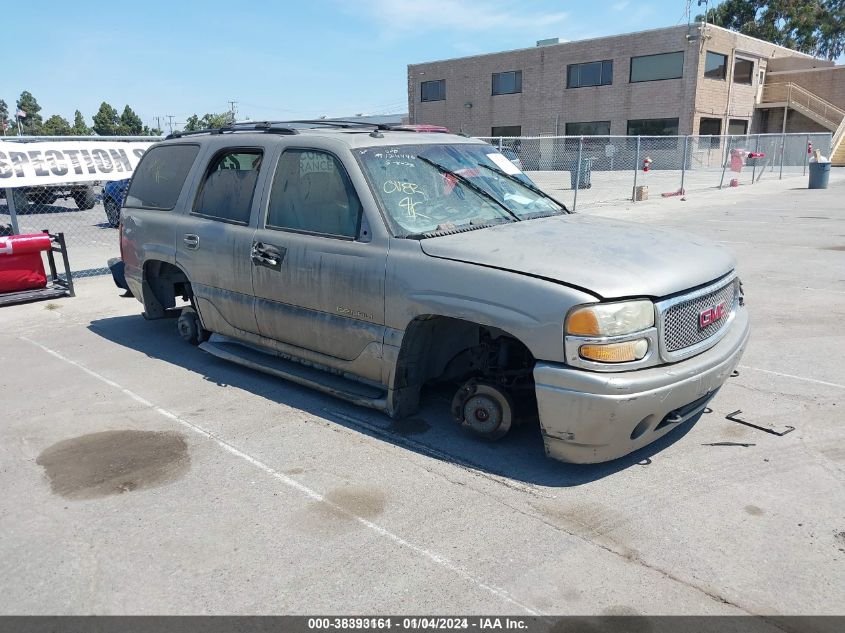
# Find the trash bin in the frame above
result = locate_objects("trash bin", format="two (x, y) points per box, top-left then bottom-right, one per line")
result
(808, 161), (831, 189)
(570, 157), (594, 189)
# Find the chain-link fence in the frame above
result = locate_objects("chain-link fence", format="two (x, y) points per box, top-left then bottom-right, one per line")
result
(477, 132), (833, 210)
(1, 136), (159, 277)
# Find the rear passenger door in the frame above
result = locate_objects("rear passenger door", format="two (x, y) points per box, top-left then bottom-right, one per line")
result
(251, 148), (386, 368)
(176, 148), (265, 336)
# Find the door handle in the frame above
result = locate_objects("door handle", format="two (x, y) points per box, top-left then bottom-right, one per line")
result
(251, 242), (285, 271)
(183, 234), (200, 250)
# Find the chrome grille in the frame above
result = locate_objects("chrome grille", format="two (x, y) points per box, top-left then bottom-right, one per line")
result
(661, 278), (737, 354)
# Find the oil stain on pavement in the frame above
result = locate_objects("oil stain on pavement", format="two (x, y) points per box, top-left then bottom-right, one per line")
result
(36, 430), (190, 500)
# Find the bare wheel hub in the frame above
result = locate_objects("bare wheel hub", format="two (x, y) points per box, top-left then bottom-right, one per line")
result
(452, 381), (513, 441)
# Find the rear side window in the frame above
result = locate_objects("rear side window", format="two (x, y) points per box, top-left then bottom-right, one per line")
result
(125, 144), (199, 210)
(266, 150), (362, 239)
(193, 150), (263, 225)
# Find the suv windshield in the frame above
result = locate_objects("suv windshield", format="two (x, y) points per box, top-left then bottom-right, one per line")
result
(355, 143), (566, 237)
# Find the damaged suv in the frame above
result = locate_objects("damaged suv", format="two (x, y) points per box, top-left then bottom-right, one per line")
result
(118, 121), (749, 463)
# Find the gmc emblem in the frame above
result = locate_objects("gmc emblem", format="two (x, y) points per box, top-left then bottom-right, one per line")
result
(699, 301), (727, 330)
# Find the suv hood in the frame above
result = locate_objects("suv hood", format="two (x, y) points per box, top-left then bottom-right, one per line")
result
(419, 214), (735, 299)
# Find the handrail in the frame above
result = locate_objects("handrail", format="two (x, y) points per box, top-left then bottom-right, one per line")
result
(761, 82), (845, 128)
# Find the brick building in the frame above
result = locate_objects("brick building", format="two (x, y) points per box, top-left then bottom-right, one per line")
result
(407, 22), (844, 149)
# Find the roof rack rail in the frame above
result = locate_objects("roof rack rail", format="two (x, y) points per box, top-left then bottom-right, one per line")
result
(165, 121), (299, 140)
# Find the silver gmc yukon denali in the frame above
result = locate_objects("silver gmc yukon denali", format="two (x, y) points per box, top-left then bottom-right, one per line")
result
(118, 122), (750, 464)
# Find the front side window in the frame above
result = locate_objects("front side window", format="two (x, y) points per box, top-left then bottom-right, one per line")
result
(125, 144), (199, 210)
(266, 150), (362, 239)
(193, 150), (262, 224)
(421, 79), (446, 102)
(492, 71), (522, 95)
(627, 118), (680, 136)
(630, 51), (684, 82)
(704, 51), (727, 80)
(567, 60), (613, 88)
(733, 58), (754, 84)
(355, 143), (565, 237)
(565, 121), (611, 136)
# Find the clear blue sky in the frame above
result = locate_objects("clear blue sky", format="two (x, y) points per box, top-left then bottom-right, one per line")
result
(4, 0), (695, 131)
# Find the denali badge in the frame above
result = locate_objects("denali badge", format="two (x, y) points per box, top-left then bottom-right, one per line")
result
(699, 301), (727, 330)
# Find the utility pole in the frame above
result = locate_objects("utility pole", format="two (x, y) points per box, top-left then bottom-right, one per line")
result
(166, 115), (175, 134)
(228, 100), (238, 124)
(155, 116), (162, 133)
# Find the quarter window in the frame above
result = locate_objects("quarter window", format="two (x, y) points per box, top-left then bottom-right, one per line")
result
(567, 60), (613, 88)
(125, 144), (199, 210)
(704, 51), (727, 80)
(492, 71), (522, 95)
(193, 150), (263, 224)
(266, 150), (362, 239)
(630, 51), (684, 82)
(733, 58), (754, 84)
(421, 79), (446, 102)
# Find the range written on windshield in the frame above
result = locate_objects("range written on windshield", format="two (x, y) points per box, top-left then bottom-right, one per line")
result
(355, 143), (567, 237)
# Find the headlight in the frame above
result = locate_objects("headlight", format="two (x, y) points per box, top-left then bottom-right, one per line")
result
(566, 300), (655, 337)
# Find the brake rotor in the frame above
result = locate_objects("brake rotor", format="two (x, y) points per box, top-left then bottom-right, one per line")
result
(452, 380), (513, 441)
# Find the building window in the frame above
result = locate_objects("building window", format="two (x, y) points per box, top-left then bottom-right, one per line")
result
(699, 118), (722, 135)
(421, 79), (445, 102)
(728, 119), (749, 135)
(492, 71), (522, 95)
(627, 118), (680, 135)
(630, 51), (684, 83)
(566, 60), (613, 88)
(565, 121), (611, 136)
(193, 150), (263, 225)
(491, 125), (522, 137)
(704, 52), (727, 80)
(733, 58), (754, 84)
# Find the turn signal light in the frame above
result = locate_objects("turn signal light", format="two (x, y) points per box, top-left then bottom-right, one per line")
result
(579, 339), (649, 363)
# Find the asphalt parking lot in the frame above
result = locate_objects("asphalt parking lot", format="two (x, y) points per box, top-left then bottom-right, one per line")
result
(1, 172), (843, 616)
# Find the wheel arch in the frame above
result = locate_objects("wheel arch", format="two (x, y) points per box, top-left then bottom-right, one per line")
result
(140, 259), (192, 319)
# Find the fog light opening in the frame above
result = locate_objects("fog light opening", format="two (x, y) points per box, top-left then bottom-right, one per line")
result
(630, 415), (654, 440)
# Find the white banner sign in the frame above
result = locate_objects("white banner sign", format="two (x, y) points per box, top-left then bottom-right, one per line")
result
(0, 141), (154, 188)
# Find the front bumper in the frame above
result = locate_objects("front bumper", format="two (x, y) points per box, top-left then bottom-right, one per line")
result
(534, 306), (750, 464)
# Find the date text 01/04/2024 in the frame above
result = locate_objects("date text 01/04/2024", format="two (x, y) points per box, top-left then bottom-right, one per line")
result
(307, 617), (529, 630)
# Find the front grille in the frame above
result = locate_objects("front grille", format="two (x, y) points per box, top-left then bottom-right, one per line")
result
(661, 278), (738, 354)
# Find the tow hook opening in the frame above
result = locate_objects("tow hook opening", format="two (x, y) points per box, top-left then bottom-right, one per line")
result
(654, 392), (713, 432)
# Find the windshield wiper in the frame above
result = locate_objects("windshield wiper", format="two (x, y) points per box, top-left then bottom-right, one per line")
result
(477, 163), (571, 213)
(417, 156), (521, 223)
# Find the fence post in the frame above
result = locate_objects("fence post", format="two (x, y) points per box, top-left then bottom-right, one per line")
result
(632, 136), (640, 202)
(719, 136), (730, 189)
(680, 135), (690, 193)
(4, 188), (21, 235)
(573, 136), (583, 211)
(751, 134), (761, 183)
(804, 134), (809, 175)
(779, 132), (786, 180)
(497, 136), (503, 151)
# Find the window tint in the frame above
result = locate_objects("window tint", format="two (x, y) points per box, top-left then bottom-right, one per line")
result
(125, 144), (199, 210)
(421, 80), (445, 102)
(565, 121), (611, 136)
(267, 150), (361, 238)
(491, 125), (522, 137)
(492, 71), (522, 95)
(193, 150), (262, 224)
(733, 58), (754, 84)
(630, 51), (684, 82)
(627, 118), (680, 135)
(704, 51), (727, 79)
(567, 60), (613, 88)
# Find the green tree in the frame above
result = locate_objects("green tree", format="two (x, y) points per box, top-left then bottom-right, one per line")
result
(42, 114), (72, 136)
(0, 99), (9, 135)
(701, 0), (845, 59)
(183, 112), (234, 132)
(16, 91), (43, 135)
(92, 101), (120, 136)
(142, 125), (163, 136)
(71, 110), (91, 135)
(119, 105), (143, 135)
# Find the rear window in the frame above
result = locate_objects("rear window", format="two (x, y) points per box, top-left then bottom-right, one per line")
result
(125, 144), (200, 210)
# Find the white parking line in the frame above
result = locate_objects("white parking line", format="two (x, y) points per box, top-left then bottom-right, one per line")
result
(739, 364), (845, 389)
(19, 335), (542, 616)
